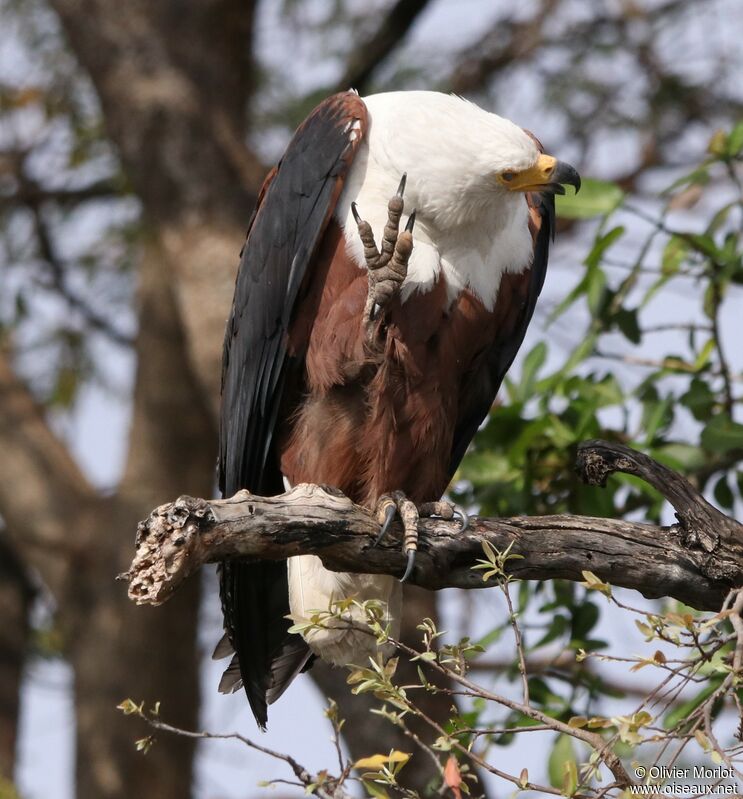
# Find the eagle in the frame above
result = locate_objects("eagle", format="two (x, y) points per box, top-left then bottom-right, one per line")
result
(216, 90), (580, 728)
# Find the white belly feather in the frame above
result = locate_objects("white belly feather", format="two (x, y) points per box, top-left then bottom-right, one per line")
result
(283, 477), (401, 666)
(287, 555), (401, 666)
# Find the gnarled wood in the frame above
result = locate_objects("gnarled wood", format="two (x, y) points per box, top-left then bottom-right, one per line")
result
(124, 441), (743, 612)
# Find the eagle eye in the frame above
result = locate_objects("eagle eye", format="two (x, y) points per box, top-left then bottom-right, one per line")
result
(502, 171), (516, 182)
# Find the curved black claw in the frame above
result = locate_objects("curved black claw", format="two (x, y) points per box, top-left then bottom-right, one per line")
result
(374, 504), (397, 547)
(397, 173), (407, 197)
(400, 550), (416, 583)
(405, 209), (416, 233)
(351, 201), (362, 224)
(453, 506), (469, 532)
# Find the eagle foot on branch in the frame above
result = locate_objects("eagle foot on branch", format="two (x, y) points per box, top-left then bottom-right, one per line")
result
(351, 173), (416, 334)
(373, 491), (469, 583)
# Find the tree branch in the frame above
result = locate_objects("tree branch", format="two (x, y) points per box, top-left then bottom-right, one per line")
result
(0, 179), (120, 209)
(446, 0), (560, 96)
(123, 441), (743, 613)
(27, 202), (135, 347)
(334, 0), (434, 93)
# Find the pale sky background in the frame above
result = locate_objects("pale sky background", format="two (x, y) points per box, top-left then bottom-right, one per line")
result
(5, 0), (743, 796)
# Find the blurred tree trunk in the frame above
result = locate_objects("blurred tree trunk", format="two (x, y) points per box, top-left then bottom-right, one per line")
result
(0, 1), (260, 796)
(0, 533), (34, 782)
(0, 241), (215, 798)
(0, 0), (452, 795)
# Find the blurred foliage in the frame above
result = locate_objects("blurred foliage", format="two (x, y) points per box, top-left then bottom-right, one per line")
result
(456, 122), (743, 522)
(449, 123), (743, 785)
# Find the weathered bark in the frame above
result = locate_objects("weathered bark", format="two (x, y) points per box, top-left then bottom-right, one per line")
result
(125, 442), (743, 613)
(0, 533), (34, 781)
(122, 439), (743, 795)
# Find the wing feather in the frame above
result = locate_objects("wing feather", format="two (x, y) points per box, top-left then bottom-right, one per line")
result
(217, 92), (368, 727)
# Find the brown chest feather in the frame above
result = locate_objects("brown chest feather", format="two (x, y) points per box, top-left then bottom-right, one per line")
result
(281, 221), (531, 506)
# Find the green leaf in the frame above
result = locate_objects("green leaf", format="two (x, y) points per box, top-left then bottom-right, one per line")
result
(116, 698), (142, 716)
(571, 601), (600, 640)
(586, 267), (607, 316)
(517, 342), (548, 402)
(662, 164), (710, 194)
(680, 378), (716, 421)
(585, 225), (625, 269)
(533, 614), (569, 648)
(555, 178), (625, 219)
(362, 780), (391, 799)
(650, 443), (706, 472)
(701, 415), (743, 454)
(615, 308), (641, 344)
(661, 235), (691, 275)
(713, 475), (734, 510)
(641, 395), (674, 442)
(693, 339), (716, 371)
(562, 759), (578, 798)
(726, 122), (743, 158)
(687, 233), (721, 260)
(548, 734), (577, 789)
(706, 201), (737, 235)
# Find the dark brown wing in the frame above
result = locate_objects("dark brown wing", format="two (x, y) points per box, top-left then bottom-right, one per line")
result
(217, 92), (368, 727)
(448, 190), (554, 475)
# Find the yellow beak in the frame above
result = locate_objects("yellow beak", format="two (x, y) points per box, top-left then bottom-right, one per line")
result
(503, 154), (581, 194)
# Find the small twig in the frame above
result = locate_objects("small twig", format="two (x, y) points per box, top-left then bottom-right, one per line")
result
(129, 707), (353, 799)
(501, 581), (529, 706)
(389, 637), (634, 788)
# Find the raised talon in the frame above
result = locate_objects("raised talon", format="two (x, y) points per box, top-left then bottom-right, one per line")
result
(353, 175), (416, 332)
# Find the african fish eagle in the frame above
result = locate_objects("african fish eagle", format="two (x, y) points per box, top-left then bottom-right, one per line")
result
(215, 90), (580, 728)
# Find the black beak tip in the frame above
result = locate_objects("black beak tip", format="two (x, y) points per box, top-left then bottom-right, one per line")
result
(554, 161), (581, 194)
